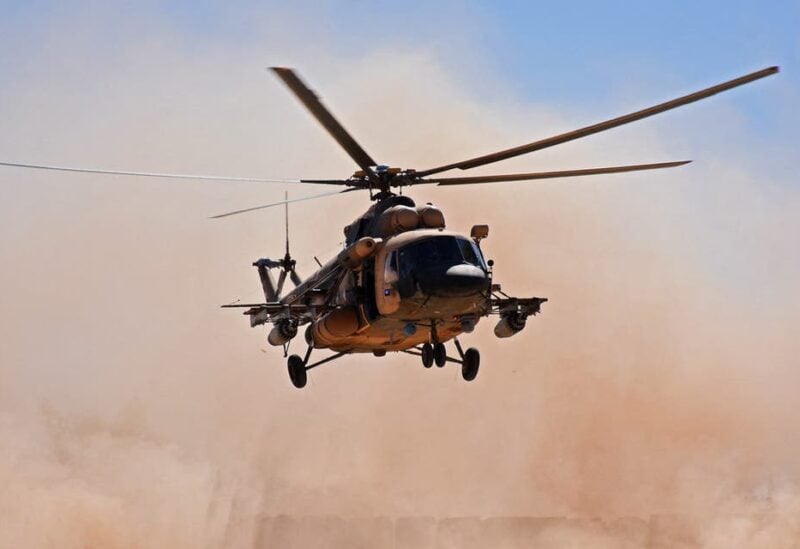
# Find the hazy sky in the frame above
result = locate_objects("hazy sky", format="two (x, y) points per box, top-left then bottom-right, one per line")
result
(0, 1), (796, 180)
(0, 2), (798, 547)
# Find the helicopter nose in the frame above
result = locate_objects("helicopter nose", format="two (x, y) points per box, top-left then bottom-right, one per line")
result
(418, 264), (488, 297)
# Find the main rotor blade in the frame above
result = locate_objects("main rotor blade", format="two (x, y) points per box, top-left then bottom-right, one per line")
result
(424, 160), (691, 186)
(209, 187), (362, 219)
(299, 178), (354, 185)
(271, 67), (379, 183)
(0, 160), (306, 184)
(416, 66), (778, 177)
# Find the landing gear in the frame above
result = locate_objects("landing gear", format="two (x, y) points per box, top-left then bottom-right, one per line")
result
(402, 338), (481, 382)
(285, 344), (348, 389)
(433, 343), (447, 368)
(287, 354), (307, 389)
(421, 343), (434, 368)
(461, 347), (480, 382)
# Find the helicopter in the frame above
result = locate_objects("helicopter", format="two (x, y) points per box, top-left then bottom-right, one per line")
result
(0, 65), (778, 388)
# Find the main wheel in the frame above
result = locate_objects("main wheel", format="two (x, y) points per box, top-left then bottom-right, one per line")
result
(421, 343), (434, 368)
(461, 348), (480, 381)
(433, 342), (447, 368)
(287, 354), (307, 389)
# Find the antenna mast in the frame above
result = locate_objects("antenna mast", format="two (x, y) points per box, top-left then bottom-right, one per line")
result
(284, 189), (290, 258)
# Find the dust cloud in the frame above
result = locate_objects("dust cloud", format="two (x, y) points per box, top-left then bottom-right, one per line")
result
(0, 6), (798, 548)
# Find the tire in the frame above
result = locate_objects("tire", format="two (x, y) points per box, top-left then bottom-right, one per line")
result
(421, 343), (434, 368)
(287, 354), (307, 389)
(461, 348), (480, 381)
(433, 343), (447, 368)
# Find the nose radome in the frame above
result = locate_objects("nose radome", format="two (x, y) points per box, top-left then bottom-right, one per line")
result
(417, 264), (488, 297)
(445, 264), (485, 279)
(445, 264), (488, 295)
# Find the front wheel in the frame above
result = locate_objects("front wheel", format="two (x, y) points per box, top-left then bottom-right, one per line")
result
(433, 343), (447, 368)
(287, 355), (307, 389)
(421, 343), (434, 368)
(461, 348), (480, 381)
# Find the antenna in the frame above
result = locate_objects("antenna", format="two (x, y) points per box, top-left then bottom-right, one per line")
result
(280, 189), (302, 289)
(284, 189), (290, 258)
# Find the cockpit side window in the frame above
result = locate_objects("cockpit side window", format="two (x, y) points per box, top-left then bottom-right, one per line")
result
(457, 238), (479, 265)
(385, 250), (399, 283)
(461, 238), (488, 270)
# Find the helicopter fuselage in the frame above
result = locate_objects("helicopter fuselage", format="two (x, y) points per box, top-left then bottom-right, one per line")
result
(275, 194), (492, 353)
(313, 227), (492, 353)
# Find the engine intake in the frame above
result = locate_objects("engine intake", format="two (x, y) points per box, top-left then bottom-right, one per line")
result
(376, 205), (419, 236)
(338, 237), (381, 270)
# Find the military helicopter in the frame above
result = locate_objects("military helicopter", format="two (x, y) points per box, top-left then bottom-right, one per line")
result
(0, 65), (778, 388)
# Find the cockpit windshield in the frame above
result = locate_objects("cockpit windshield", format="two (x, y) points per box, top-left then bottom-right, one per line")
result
(398, 236), (485, 277)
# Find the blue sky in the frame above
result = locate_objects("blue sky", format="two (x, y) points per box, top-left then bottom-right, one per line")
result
(2, 1), (795, 143)
(4, 1), (797, 86)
